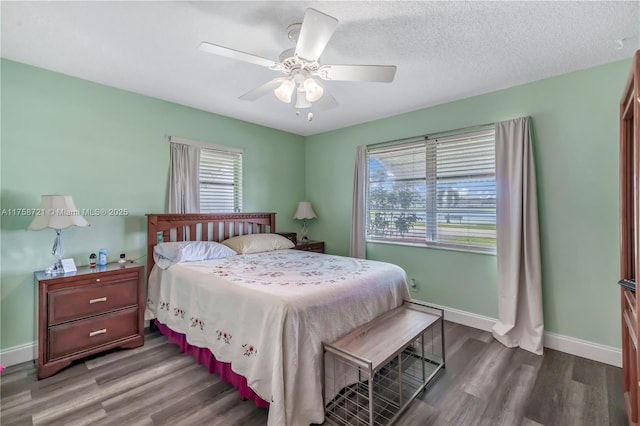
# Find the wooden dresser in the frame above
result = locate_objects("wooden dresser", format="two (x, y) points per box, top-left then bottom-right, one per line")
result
(35, 262), (145, 379)
(620, 50), (640, 425)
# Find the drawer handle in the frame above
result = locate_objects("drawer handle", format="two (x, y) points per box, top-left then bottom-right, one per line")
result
(96, 278), (100, 282)
(89, 297), (107, 304)
(89, 329), (107, 337)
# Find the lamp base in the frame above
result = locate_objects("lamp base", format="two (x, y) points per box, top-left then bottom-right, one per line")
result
(45, 260), (65, 275)
(300, 220), (309, 242)
(46, 229), (65, 275)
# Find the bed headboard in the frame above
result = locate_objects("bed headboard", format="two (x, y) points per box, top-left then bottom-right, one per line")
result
(146, 212), (276, 278)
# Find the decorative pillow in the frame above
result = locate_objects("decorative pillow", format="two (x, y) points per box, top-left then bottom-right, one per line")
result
(154, 241), (237, 269)
(221, 233), (294, 254)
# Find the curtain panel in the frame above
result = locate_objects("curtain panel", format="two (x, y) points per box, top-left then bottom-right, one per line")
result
(168, 141), (200, 214)
(492, 116), (544, 355)
(350, 145), (368, 258)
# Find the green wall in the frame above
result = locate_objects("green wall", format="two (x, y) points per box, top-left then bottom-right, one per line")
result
(306, 59), (631, 348)
(0, 59), (305, 350)
(1, 57), (631, 353)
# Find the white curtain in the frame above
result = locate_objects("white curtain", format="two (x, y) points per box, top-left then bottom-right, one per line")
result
(350, 145), (368, 258)
(168, 141), (200, 213)
(492, 116), (544, 355)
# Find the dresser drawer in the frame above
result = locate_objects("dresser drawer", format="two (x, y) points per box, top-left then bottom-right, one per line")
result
(41, 270), (139, 291)
(48, 276), (139, 325)
(48, 307), (139, 360)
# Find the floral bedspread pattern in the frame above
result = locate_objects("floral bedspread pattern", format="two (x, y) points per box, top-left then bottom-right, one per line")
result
(145, 249), (409, 426)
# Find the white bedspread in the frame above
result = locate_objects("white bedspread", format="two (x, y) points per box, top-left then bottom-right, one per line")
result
(145, 249), (409, 426)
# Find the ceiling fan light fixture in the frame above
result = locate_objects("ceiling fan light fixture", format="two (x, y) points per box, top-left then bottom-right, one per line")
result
(295, 87), (312, 109)
(274, 79), (295, 103)
(200, 7), (395, 115)
(303, 78), (324, 102)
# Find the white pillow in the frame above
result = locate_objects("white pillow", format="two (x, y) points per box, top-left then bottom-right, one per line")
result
(221, 233), (294, 254)
(154, 241), (237, 269)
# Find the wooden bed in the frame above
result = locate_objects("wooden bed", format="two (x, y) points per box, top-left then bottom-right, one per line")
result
(144, 212), (410, 426)
(146, 212), (276, 277)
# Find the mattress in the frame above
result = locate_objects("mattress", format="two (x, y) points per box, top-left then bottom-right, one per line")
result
(145, 249), (410, 425)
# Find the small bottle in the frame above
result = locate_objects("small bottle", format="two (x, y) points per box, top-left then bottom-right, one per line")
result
(98, 249), (108, 266)
(89, 253), (97, 268)
(118, 253), (126, 266)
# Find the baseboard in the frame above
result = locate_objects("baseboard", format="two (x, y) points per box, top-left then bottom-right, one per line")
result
(0, 341), (36, 368)
(0, 311), (622, 368)
(428, 303), (497, 332)
(543, 331), (622, 367)
(425, 302), (622, 367)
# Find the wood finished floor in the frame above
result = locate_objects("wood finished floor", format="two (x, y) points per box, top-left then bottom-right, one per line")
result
(0, 322), (627, 426)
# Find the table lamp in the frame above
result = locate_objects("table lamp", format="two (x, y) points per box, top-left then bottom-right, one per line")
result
(293, 201), (317, 242)
(28, 195), (89, 274)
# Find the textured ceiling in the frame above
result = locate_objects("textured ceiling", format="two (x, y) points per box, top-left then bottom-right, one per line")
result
(2, 1), (639, 136)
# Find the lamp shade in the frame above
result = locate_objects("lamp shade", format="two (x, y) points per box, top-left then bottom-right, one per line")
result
(293, 201), (317, 220)
(274, 79), (295, 103)
(28, 195), (90, 230)
(303, 78), (324, 102)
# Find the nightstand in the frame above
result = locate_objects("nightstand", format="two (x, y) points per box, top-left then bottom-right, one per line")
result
(276, 232), (297, 245)
(35, 262), (145, 379)
(294, 240), (325, 253)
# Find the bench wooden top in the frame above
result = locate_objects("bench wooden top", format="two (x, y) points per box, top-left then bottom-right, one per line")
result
(326, 302), (441, 371)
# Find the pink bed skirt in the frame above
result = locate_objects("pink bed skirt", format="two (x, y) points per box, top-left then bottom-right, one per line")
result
(155, 320), (270, 408)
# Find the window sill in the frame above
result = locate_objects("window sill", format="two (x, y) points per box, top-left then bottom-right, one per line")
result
(365, 239), (496, 256)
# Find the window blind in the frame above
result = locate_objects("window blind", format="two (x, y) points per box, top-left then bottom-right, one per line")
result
(367, 128), (496, 253)
(199, 147), (243, 213)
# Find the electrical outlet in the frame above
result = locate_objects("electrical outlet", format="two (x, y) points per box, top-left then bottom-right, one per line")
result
(410, 278), (419, 292)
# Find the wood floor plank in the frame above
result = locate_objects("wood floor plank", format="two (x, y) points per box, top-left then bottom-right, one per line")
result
(0, 323), (627, 426)
(462, 340), (514, 398)
(36, 404), (107, 426)
(31, 356), (195, 425)
(92, 344), (185, 386)
(238, 407), (271, 426)
(572, 355), (607, 387)
(101, 362), (205, 409)
(394, 398), (439, 425)
(188, 393), (262, 426)
(98, 364), (215, 424)
(520, 417), (545, 426)
(431, 390), (488, 425)
(2, 377), (98, 425)
(605, 363), (627, 426)
(438, 322), (479, 358)
(420, 336), (488, 406)
(476, 363), (538, 426)
(0, 389), (32, 411)
(153, 384), (241, 426)
(83, 332), (169, 370)
(564, 379), (609, 426)
(523, 348), (575, 425)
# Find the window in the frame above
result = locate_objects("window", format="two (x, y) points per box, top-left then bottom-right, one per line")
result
(199, 146), (243, 213)
(367, 129), (496, 253)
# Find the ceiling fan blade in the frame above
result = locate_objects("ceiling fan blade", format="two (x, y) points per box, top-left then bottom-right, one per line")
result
(239, 78), (286, 101)
(317, 64), (397, 83)
(199, 42), (278, 69)
(294, 8), (339, 62)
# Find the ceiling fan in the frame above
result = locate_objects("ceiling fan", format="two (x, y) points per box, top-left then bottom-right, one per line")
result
(198, 8), (397, 118)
